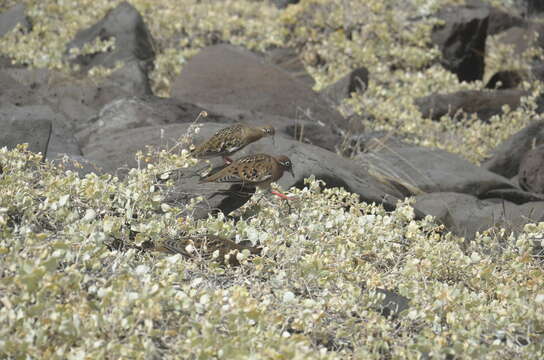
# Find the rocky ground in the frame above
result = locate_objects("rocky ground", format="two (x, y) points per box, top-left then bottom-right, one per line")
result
(1, 0), (544, 358)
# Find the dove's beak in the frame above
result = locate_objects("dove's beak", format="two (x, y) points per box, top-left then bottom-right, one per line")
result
(289, 167), (295, 177)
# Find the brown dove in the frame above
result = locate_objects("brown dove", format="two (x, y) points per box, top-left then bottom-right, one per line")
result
(191, 124), (275, 164)
(156, 235), (262, 266)
(199, 153), (294, 199)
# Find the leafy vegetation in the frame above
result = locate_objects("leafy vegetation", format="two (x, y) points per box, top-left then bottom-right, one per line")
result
(1, 0), (544, 358)
(1, 146), (544, 358)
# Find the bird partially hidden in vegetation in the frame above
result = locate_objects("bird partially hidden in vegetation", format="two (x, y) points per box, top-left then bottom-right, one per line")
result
(191, 124), (275, 164)
(199, 153), (295, 200)
(155, 235), (262, 267)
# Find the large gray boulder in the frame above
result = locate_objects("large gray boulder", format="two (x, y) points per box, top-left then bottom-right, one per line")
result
(414, 192), (544, 239)
(171, 44), (348, 138)
(357, 143), (515, 197)
(483, 121), (544, 178)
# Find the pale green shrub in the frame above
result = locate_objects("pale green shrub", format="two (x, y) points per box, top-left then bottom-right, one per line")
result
(1, 1), (544, 356)
(1, 146), (544, 358)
